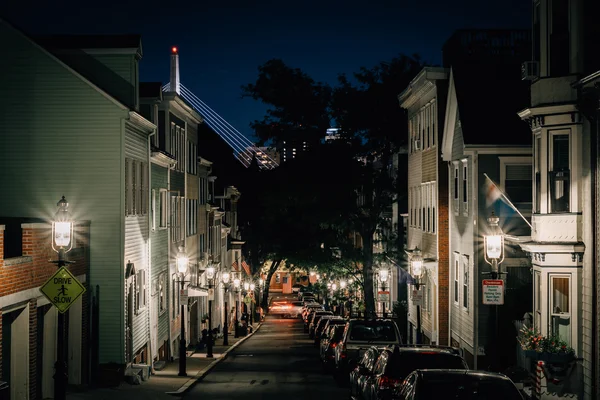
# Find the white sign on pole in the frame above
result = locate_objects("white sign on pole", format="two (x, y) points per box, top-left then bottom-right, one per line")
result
(208, 288), (214, 301)
(411, 289), (423, 306)
(179, 289), (188, 304)
(482, 279), (504, 305)
(377, 291), (390, 302)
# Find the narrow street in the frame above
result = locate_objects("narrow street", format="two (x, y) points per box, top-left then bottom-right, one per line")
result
(184, 314), (348, 400)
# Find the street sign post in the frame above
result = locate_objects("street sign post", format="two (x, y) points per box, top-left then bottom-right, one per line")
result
(482, 279), (504, 305)
(40, 267), (86, 313)
(208, 288), (215, 301)
(179, 289), (188, 304)
(411, 289), (423, 306)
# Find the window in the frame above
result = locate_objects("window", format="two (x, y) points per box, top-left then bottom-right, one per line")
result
(135, 269), (146, 313)
(431, 101), (436, 147)
(276, 274), (281, 284)
(170, 195), (185, 243)
(550, 0), (570, 76)
(534, 271), (541, 330)
(159, 273), (166, 314)
(425, 281), (431, 313)
(453, 163), (459, 214)
(454, 254), (459, 304)
(432, 184), (436, 233)
(462, 161), (468, 214)
(462, 255), (469, 310)
(535, 136), (541, 212)
(125, 159), (149, 216)
(426, 105), (430, 148)
(550, 275), (571, 344)
(283, 276), (289, 284)
(549, 133), (570, 212)
(187, 140), (197, 175)
(186, 199), (198, 237)
(152, 189), (169, 230)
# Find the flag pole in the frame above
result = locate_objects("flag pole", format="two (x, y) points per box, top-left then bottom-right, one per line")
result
(484, 173), (533, 230)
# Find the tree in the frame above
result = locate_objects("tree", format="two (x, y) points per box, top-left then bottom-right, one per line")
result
(240, 55), (424, 315)
(330, 54), (425, 316)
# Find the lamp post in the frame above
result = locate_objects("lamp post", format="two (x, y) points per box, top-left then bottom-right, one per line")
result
(410, 247), (423, 344)
(483, 212), (505, 370)
(206, 264), (216, 358)
(222, 271), (230, 346)
(379, 267), (389, 317)
(233, 277), (240, 338)
(51, 196), (74, 400)
(250, 283), (256, 325)
(176, 246), (189, 376)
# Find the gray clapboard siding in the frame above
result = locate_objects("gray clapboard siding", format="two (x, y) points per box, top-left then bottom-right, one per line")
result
(124, 124), (150, 354)
(0, 20), (130, 363)
(150, 164), (170, 344)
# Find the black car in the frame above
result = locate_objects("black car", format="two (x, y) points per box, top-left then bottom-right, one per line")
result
(397, 369), (524, 400)
(349, 346), (382, 400)
(363, 345), (469, 400)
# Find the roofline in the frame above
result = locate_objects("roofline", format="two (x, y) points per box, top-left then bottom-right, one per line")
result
(163, 92), (203, 124)
(398, 67), (448, 109)
(1, 18), (131, 112)
(129, 111), (156, 134)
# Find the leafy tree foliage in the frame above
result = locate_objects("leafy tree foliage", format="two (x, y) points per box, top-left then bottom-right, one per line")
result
(240, 55), (424, 314)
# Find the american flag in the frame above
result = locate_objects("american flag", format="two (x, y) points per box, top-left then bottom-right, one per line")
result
(232, 261), (239, 272)
(241, 260), (251, 276)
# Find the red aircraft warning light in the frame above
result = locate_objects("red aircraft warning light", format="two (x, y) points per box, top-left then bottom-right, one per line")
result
(172, 46), (178, 54)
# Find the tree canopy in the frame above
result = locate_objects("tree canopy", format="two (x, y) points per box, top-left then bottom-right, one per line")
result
(239, 54), (425, 314)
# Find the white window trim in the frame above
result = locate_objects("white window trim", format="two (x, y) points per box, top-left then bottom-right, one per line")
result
(499, 156), (533, 217)
(453, 253), (460, 305)
(461, 159), (468, 216)
(452, 161), (460, 215)
(549, 273), (572, 345)
(462, 255), (469, 311)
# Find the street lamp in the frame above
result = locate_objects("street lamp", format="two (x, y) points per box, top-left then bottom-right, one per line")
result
(410, 247), (424, 344)
(222, 271), (230, 346)
(250, 283), (256, 324)
(51, 196), (73, 400)
(206, 263), (216, 358)
(483, 212), (505, 370)
(484, 212), (505, 279)
(233, 277), (241, 338)
(176, 246), (189, 376)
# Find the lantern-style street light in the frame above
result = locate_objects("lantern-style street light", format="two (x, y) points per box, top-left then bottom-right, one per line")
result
(249, 283), (256, 324)
(222, 271), (230, 346)
(206, 263), (216, 358)
(233, 277), (241, 338)
(51, 196), (73, 400)
(484, 212), (505, 279)
(410, 247), (424, 344)
(176, 246), (189, 376)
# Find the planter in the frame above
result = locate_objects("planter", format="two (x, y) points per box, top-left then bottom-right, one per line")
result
(539, 352), (575, 364)
(524, 350), (539, 358)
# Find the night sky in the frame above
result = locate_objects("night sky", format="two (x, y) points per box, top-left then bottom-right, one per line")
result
(1, 0), (531, 140)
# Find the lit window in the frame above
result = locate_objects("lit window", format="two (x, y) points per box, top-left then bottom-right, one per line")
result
(550, 275), (571, 344)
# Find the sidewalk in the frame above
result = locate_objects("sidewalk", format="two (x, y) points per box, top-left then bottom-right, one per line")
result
(67, 322), (261, 400)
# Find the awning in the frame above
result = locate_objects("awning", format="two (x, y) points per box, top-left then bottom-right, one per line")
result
(187, 286), (208, 297)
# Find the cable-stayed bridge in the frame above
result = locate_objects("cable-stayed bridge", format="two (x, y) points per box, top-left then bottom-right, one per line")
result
(164, 48), (278, 170)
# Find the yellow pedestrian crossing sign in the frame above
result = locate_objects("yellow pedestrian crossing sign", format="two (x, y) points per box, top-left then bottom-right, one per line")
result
(40, 267), (86, 313)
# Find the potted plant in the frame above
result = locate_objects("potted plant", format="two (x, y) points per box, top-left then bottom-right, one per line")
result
(518, 326), (575, 363)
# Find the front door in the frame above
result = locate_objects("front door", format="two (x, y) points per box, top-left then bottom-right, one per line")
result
(4, 306), (30, 400)
(126, 283), (134, 362)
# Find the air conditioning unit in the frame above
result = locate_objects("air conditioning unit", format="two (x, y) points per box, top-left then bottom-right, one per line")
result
(521, 61), (539, 81)
(414, 139), (421, 151)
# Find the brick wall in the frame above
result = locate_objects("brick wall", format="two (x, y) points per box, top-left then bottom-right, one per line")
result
(437, 164), (450, 346)
(0, 222), (90, 398)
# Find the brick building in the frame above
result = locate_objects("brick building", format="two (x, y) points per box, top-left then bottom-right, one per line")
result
(0, 219), (90, 400)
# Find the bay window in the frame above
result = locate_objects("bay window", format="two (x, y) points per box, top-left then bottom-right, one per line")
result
(549, 133), (570, 213)
(550, 275), (571, 344)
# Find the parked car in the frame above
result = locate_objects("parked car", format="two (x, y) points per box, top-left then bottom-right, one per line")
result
(320, 324), (346, 370)
(363, 345), (469, 400)
(299, 291), (315, 300)
(334, 319), (402, 381)
(397, 370), (524, 400)
(349, 346), (383, 400)
(314, 316), (345, 345)
(309, 311), (334, 338)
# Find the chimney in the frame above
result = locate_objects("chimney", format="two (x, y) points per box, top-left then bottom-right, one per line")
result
(170, 46), (180, 94)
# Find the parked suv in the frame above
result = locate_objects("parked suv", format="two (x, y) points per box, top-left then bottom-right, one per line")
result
(363, 345), (469, 400)
(334, 319), (402, 380)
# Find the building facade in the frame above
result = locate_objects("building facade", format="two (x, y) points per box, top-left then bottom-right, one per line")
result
(399, 67), (449, 346)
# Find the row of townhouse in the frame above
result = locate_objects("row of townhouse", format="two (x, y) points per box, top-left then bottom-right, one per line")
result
(0, 18), (251, 399)
(398, 0), (600, 398)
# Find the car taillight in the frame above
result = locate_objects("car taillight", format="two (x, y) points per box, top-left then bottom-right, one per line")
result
(378, 376), (401, 390)
(340, 343), (347, 358)
(330, 342), (337, 348)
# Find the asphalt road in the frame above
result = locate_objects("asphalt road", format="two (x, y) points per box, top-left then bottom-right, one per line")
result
(184, 313), (348, 400)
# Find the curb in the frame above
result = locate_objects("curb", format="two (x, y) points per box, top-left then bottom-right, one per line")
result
(166, 322), (263, 396)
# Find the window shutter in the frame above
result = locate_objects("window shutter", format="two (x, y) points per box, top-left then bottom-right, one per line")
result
(506, 164), (532, 180)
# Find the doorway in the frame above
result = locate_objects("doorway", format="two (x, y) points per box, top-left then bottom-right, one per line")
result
(2, 305), (30, 400)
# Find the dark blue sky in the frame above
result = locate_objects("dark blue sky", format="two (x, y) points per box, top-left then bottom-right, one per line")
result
(2, 0), (531, 140)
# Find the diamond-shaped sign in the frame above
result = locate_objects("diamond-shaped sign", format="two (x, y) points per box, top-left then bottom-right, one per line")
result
(40, 267), (86, 313)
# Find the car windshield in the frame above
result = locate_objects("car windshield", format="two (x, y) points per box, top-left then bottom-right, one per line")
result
(349, 321), (397, 342)
(389, 353), (466, 378)
(418, 375), (522, 400)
